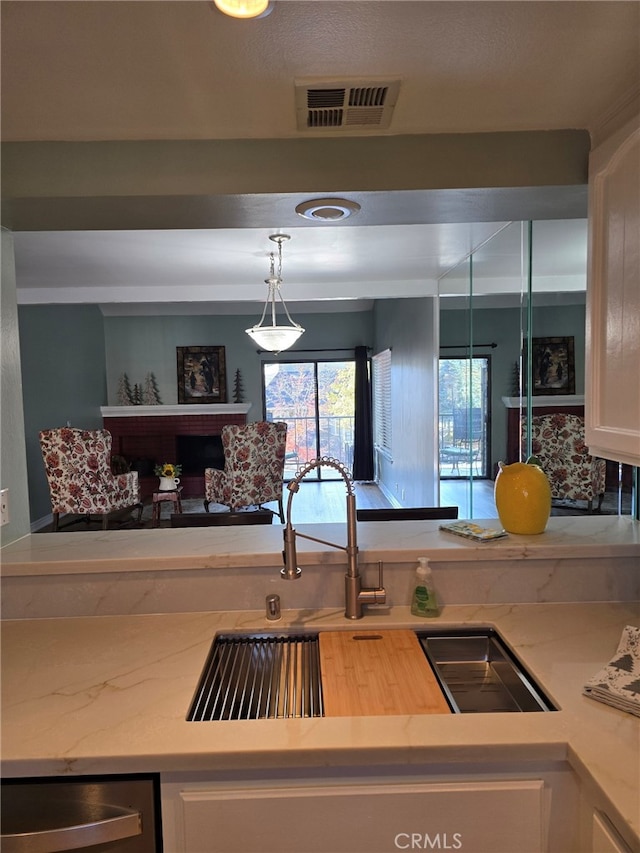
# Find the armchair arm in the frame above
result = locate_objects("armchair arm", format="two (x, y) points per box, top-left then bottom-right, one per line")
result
(591, 457), (607, 496)
(204, 468), (227, 503)
(110, 470), (140, 508)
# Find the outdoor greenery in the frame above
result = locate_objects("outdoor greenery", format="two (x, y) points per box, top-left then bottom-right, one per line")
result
(264, 360), (356, 471)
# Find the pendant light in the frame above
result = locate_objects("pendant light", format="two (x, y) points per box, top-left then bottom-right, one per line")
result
(213, 0), (273, 19)
(245, 234), (305, 354)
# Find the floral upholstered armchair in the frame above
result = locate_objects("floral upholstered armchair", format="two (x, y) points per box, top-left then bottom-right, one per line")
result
(524, 413), (606, 512)
(39, 427), (143, 531)
(203, 421), (288, 522)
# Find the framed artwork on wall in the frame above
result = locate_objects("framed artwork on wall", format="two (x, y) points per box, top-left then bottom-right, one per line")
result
(177, 346), (227, 404)
(530, 336), (575, 396)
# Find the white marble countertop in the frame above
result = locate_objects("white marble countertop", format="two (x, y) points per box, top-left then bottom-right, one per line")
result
(2, 516), (639, 576)
(2, 602), (638, 847)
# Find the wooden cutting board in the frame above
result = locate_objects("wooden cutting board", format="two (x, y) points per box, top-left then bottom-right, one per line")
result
(319, 630), (451, 717)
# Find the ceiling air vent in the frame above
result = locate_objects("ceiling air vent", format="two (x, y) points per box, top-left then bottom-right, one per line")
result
(295, 79), (400, 131)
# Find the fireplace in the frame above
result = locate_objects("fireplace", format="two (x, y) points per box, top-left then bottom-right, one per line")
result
(101, 404), (250, 497)
(176, 435), (224, 475)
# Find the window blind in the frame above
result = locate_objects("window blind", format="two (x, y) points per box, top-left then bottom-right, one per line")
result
(372, 348), (392, 459)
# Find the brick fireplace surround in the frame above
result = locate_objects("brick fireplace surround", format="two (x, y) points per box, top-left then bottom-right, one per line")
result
(101, 405), (251, 498)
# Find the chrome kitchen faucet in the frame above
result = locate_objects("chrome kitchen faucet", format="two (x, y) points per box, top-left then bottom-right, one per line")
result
(281, 457), (386, 619)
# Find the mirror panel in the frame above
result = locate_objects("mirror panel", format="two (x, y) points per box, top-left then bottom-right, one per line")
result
(439, 222), (528, 518)
(439, 219), (636, 519)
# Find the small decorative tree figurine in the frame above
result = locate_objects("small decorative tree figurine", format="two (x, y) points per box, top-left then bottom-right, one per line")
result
(233, 368), (244, 403)
(132, 383), (143, 405)
(142, 372), (162, 405)
(117, 373), (134, 405)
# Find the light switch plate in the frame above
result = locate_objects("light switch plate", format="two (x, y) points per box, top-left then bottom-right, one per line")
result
(0, 488), (9, 526)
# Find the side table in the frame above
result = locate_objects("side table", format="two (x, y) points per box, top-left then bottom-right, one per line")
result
(151, 488), (183, 528)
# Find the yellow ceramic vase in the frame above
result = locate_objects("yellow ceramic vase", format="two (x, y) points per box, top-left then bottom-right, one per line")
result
(494, 460), (552, 535)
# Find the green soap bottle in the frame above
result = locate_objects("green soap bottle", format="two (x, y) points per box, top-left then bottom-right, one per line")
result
(410, 556), (439, 617)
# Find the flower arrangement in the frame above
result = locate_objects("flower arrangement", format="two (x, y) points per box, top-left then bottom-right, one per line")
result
(154, 462), (182, 478)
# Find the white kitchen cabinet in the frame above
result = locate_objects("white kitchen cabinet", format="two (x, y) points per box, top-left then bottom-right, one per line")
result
(163, 775), (549, 853)
(592, 810), (634, 853)
(586, 113), (640, 466)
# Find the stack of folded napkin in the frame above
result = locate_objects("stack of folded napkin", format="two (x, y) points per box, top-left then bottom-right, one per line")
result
(583, 625), (640, 717)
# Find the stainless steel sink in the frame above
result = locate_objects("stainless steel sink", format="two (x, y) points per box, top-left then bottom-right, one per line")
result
(188, 628), (556, 721)
(187, 633), (324, 721)
(417, 630), (556, 713)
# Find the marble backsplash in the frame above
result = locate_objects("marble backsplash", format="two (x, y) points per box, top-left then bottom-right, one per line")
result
(3, 553), (638, 620)
(2, 515), (638, 619)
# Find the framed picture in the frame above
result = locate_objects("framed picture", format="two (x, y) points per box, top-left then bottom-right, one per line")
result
(177, 346), (227, 404)
(530, 336), (575, 395)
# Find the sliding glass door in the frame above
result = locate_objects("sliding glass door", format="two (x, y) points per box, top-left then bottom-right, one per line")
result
(263, 360), (355, 480)
(439, 356), (491, 479)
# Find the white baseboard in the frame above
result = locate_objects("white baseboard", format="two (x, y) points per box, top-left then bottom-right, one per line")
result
(377, 481), (401, 508)
(31, 513), (53, 533)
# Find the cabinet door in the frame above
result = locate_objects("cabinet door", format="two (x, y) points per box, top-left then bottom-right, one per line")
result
(163, 778), (545, 853)
(592, 810), (633, 853)
(586, 114), (640, 466)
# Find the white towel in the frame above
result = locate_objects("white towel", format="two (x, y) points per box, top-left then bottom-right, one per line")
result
(583, 625), (640, 717)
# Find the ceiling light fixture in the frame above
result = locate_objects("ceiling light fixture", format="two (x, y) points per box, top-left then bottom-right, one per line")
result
(245, 234), (304, 354)
(213, 0), (273, 18)
(295, 197), (361, 222)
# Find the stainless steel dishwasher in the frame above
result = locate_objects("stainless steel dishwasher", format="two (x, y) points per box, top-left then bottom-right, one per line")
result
(1, 774), (161, 852)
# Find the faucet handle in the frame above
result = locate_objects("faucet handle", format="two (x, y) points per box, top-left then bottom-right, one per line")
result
(357, 561), (386, 610)
(364, 560), (385, 591)
(358, 588), (387, 607)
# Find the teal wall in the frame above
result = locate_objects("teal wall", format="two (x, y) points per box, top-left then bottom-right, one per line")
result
(373, 296), (439, 507)
(1, 230), (31, 544)
(19, 304), (108, 521)
(104, 310), (373, 409)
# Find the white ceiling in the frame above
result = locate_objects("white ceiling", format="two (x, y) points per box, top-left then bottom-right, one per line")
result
(2, 1), (638, 310)
(4, 1), (637, 143)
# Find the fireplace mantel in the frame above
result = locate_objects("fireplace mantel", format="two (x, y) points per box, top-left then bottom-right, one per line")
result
(102, 404), (252, 497)
(502, 395), (586, 464)
(501, 395), (584, 409)
(101, 404), (252, 418)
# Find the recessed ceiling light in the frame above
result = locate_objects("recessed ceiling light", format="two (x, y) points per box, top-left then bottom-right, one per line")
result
(295, 198), (361, 222)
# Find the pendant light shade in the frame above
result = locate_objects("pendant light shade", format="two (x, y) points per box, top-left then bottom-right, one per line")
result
(246, 323), (304, 353)
(213, 0), (272, 19)
(245, 234), (305, 354)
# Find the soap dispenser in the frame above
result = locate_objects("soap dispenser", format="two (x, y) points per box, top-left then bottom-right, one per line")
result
(410, 557), (439, 617)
